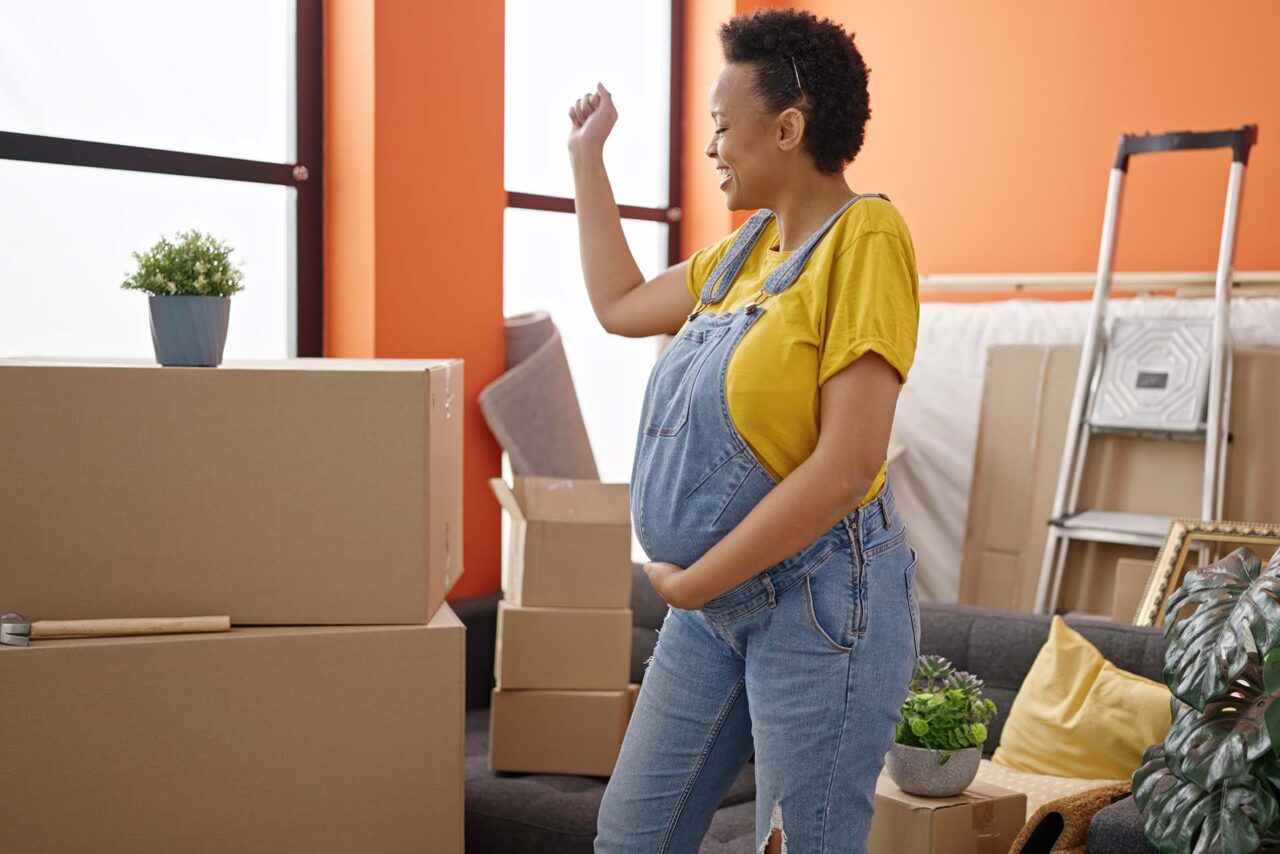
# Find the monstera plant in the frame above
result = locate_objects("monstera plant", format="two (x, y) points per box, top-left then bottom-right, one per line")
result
(1134, 545), (1280, 853)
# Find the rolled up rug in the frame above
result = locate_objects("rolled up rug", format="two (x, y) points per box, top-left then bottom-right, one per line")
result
(478, 311), (598, 479)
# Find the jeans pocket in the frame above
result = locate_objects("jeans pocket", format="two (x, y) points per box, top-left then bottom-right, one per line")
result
(802, 544), (861, 652)
(904, 547), (921, 661)
(642, 324), (729, 438)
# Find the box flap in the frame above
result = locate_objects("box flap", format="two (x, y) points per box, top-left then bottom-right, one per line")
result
(489, 477), (527, 521)
(513, 476), (630, 524)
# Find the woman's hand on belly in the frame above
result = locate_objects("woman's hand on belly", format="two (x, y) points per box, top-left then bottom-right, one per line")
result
(643, 561), (709, 610)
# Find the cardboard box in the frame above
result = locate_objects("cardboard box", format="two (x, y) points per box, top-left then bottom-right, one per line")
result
(868, 772), (1027, 854)
(490, 476), (631, 609)
(495, 599), (631, 690)
(0, 603), (466, 853)
(0, 357), (463, 624)
(1113, 557), (1155, 622)
(489, 683), (640, 776)
(961, 346), (1280, 615)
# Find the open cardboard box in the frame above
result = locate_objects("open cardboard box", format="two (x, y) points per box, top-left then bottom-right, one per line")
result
(490, 475), (631, 609)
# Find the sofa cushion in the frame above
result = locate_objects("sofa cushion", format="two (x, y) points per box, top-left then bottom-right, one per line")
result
(974, 758), (1127, 823)
(1086, 794), (1157, 854)
(698, 801), (758, 853)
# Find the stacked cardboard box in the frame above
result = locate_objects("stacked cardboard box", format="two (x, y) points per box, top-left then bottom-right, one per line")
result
(0, 357), (466, 852)
(488, 475), (640, 776)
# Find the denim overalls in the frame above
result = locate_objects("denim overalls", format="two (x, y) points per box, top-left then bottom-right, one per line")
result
(596, 194), (922, 854)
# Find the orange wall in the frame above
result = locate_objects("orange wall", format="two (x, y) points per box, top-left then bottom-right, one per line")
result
(324, 0), (375, 356)
(684, 1), (1279, 277)
(322, 3), (1278, 601)
(325, 0), (506, 599)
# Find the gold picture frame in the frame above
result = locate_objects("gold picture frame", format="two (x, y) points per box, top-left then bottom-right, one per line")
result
(1133, 518), (1280, 627)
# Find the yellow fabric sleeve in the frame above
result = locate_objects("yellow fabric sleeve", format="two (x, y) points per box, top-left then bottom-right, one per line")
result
(817, 231), (919, 387)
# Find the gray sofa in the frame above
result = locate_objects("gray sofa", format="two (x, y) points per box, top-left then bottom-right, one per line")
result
(453, 565), (1161, 853)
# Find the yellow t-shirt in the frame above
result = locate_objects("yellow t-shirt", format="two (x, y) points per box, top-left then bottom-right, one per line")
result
(683, 196), (919, 506)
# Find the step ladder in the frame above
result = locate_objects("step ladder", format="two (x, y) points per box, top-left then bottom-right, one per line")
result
(1033, 125), (1258, 615)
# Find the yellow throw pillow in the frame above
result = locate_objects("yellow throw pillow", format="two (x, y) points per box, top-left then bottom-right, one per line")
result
(991, 615), (1171, 780)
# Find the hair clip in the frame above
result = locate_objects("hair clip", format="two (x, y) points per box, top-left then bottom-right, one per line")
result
(789, 54), (803, 96)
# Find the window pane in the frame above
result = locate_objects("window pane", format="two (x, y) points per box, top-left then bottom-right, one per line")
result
(505, 0), (671, 208)
(0, 160), (292, 360)
(503, 207), (669, 562)
(0, 0), (294, 162)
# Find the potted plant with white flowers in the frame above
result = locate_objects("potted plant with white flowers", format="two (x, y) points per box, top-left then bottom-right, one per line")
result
(121, 229), (245, 367)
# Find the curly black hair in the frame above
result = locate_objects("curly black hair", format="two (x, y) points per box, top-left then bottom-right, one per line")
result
(718, 8), (870, 175)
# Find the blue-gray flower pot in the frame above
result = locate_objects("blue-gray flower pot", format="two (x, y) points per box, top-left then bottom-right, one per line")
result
(148, 295), (231, 367)
(884, 742), (981, 797)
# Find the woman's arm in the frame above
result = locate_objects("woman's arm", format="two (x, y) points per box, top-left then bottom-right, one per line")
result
(569, 84), (694, 338)
(645, 351), (902, 609)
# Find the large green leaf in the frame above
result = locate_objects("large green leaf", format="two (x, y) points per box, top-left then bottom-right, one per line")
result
(1134, 744), (1280, 854)
(1163, 659), (1280, 789)
(1164, 548), (1280, 710)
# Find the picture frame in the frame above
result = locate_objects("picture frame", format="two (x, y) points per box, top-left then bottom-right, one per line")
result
(1133, 518), (1280, 627)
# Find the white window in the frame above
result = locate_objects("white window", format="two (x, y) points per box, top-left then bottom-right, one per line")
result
(503, 0), (679, 566)
(0, 0), (317, 360)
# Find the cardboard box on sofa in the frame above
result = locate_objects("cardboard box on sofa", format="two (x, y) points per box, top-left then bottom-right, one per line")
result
(489, 683), (640, 776)
(961, 345), (1280, 615)
(868, 771), (1027, 854)
(0, 603), (466, 853)
(495, 599), (631, 690)
(490, 476), (631, 609)
(0, 357), (463, 624)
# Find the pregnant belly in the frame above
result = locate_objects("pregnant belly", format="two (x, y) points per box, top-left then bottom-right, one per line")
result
(633, 443), (775, 569)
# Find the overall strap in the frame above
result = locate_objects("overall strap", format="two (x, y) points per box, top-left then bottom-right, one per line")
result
(762, 192), (888, 296)
(699, 209), (775, 306)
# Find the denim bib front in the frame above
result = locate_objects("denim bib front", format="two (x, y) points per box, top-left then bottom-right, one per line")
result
(631, 193), (887, 569)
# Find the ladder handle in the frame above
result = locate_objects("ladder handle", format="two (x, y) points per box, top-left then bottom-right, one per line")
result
(1114, 125), (1258, 171)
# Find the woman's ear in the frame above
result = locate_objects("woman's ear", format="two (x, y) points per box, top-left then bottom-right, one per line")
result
(776, 107), (805, 152)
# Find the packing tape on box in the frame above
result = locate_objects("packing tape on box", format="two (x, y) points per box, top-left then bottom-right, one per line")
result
(971, 800), (995, 828)
(976, 833), (1005, 854)
(443, 360), (455, 420)
(478, 311), (598, 478)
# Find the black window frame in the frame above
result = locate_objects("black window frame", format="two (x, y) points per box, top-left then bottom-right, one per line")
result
(504, 0), (685, 267)
(0, 0), (325, 357)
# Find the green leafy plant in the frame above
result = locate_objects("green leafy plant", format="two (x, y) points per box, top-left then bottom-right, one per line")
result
(121, 229), (245, 297)
(1134, 546), (1280, 853)
(895, 654), (998, 763)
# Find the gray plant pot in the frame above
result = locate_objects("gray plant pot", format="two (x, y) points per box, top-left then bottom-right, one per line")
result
(148, 295), (231, 367)
(884, 742), (981, 797)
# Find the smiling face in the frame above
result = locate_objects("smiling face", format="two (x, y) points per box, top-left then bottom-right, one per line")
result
(705, 62), (805, 211)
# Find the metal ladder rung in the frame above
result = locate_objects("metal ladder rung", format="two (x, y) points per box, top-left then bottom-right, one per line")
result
(1051, 510), (1173, 548)
(1085, 422), (1208, 441)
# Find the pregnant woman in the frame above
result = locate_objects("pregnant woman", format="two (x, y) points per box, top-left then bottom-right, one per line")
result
(569, 9), (921, 853)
